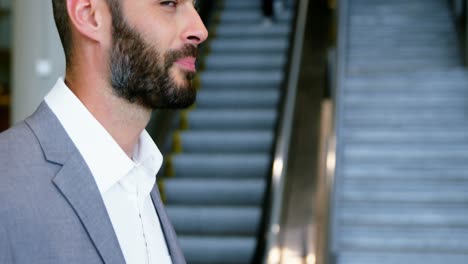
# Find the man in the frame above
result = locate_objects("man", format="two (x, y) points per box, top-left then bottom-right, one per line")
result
(0, 0), (207, 263)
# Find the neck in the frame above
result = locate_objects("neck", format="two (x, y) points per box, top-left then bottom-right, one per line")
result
(65, 70), (151, 158)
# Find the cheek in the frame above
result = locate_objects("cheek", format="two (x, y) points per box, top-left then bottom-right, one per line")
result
(140, 19), (178, 51)
(102, 33), (113, 53)
(152, 30), (174, 54)
(100, 10), (115, 50)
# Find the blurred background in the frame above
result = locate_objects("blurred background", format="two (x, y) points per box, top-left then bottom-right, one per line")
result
(2, 0), (468, 264)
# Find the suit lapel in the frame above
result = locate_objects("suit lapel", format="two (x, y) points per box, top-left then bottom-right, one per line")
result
(26, 102), (126, 264)
(151, 187), (186, 264)
(53, 152), (126, 264)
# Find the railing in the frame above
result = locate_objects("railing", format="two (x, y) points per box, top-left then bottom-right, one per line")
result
(314, 48), (337, 264)
(317, 0), (349, 263)
(261, 0), (310, 263)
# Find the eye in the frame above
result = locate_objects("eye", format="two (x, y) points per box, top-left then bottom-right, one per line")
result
(161, 0), (177, 8)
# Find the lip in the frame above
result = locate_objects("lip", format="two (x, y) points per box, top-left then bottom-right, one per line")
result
(175, 57), (197, 72)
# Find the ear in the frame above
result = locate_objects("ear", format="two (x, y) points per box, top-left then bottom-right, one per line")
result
(66, 0), (110, 43)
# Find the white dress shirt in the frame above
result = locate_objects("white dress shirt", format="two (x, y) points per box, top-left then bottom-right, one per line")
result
(44, 78), (172, 264)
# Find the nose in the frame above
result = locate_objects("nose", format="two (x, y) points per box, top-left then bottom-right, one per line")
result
(182, 7), (209, 46)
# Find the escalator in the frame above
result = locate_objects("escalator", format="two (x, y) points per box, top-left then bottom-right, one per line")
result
(328, 0), (468, 263)
(157, 1), (293, 263)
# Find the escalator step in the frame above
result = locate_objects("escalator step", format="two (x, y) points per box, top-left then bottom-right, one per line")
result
(344, 110), (468, 126)
(344, 166), (468, 181)
(167, 206), (261, 236)
(210, 39), (288, 53)
(350, 37), (458, 47)
(343, 187), (468, 204)
(351, 22), (455, 30)
(196, 90), (280, 109)
(350, 43), (458, 52)
(215, 24), (291, 38)
(344, 143), (468, 161)
(187, 109), (277, 130)
(344, 129), (468, 143)
(172, 153), (270, 178)
(348, 60), (461, 74)
(179, 236), (256, 264)
(339, 226), (468, 252)
(344, 95), (468, 109)
(343, 178), (468, 192)
(338, 252), (468, 264)
(345, 70), (468, 85)
(201, 70), (283, 89)
(340, 205), (468, 227)
(178, 130), (274, 153)
(164, 179), (266, 206)
(350, 15), (452, 25)
(349, 50), (459, 60)
(350, 48), (458, 57)
(222, 1), (260, 9)
(349, 54), (459, 62)
(204, 54), (286, 70)
(218, 10), (292, 24)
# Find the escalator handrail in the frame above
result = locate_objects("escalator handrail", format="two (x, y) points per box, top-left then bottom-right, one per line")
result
(262, 0), (310, 263)
(325, 0), (349, 258)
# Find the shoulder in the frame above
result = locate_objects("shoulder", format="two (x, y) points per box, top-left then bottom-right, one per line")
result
(0, 121), (43, 164)
(0, 120), (36, 143)
(0, 120), (53, 195)
(0, 118), (63, 213)
(0, 102), (62, 168)
(0, 121), (47, 213)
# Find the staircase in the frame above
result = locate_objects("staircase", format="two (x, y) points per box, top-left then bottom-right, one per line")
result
(159, 1), (292, 263)
(331, 0), (468, 263)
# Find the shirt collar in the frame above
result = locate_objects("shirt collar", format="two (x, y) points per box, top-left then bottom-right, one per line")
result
(44, 78), (163, 194)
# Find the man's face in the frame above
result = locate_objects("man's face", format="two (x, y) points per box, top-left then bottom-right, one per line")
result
(108, 0), (208, 109)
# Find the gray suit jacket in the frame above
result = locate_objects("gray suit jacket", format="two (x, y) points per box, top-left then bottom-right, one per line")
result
(0, 102), (186, 264)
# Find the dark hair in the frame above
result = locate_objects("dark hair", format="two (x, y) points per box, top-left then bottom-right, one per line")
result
(51, 0), (119, 67)
(51, 0), (73, 66)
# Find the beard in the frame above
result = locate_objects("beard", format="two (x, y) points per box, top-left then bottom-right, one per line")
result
(109, 14), (198, 109)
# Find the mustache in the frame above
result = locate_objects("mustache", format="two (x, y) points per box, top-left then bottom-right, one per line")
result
(165, 45), (198, 68)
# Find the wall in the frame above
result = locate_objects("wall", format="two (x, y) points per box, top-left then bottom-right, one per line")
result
(12, 0), (65, 124)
